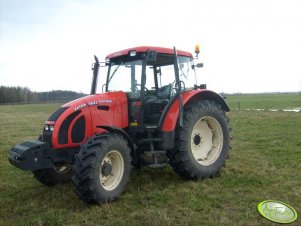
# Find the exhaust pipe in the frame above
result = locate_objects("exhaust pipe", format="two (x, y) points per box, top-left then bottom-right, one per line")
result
(91, 55), (99, 95)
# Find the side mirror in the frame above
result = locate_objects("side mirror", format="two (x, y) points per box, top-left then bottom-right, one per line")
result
(91, 61), (107, 70)
(192, 63), (204, 69)
(146, 50), (157, 62)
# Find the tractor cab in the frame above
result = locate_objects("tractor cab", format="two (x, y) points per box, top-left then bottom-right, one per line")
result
(101, 46), (197, 127)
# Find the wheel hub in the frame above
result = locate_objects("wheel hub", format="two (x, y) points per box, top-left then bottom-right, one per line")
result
(101, 162), (113, 177)
(53, 164), (71, 174)
(193, 134), (202, 145)
(99, 150), (125, 191)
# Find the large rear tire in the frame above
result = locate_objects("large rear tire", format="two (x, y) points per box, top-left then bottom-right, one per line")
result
(32, 164), (73, 186)
(168, 100), (230, 179)
(72, 134), (131, 205)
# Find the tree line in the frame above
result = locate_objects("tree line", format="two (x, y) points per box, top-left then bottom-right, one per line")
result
(0, 86), (86, 104)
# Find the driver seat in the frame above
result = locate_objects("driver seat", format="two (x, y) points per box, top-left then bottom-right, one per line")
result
(144, 84), (172, 125)
(157, 84), (172, 101)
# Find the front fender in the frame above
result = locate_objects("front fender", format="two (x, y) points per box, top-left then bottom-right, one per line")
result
(161, 90), (229, 132)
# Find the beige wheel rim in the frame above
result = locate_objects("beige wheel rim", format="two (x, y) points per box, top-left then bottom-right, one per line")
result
(99, 150), (124, 191)
(53, 164), (71, 174)
(190, 116), (223, 166)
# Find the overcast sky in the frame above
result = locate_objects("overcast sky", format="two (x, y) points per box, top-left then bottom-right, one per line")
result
(1, 0), (301, 94)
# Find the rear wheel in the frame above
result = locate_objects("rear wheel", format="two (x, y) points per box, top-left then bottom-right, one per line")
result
(32, 164), (73, 186)
(168, 100), (230, 179)
(72, 134), (131, 205)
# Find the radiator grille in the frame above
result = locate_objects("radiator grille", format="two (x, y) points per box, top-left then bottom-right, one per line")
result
(58, 111), (81, 145)
(72, 116), (85, 143)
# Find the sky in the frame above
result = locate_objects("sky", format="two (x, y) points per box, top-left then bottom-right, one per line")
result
(1, 0), (301, 94)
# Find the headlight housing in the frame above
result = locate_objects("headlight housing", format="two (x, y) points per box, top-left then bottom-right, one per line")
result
(44, 121), (55, 132)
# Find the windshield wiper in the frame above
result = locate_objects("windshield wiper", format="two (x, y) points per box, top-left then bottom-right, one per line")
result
(108, 63), (121, 84)
(179, 67), (187, 80)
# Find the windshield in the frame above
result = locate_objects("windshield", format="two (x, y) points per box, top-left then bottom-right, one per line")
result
(155, 56), (196, 91)
(105, 55), (196, 95)
(178, 56), (196, 89)
(107, 60), (142, 93)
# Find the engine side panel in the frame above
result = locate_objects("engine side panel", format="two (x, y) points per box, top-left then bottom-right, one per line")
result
(88, 92), (129, 134)
(49, 91), (128, 149)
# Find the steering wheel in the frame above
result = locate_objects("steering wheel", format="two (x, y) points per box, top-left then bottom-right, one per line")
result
(134, 84), (149, 95)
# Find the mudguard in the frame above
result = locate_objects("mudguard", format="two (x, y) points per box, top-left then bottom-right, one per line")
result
(161, 89), (229, 132)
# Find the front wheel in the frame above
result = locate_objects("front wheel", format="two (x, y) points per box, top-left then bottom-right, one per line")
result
(72, 134), (131, 205)
(32, 164), (73, 186)
(168, 100), (230, 179)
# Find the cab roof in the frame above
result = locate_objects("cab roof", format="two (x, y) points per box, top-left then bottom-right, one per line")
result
(106, 46), (193, 59)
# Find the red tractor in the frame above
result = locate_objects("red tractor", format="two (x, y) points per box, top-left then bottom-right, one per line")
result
(9, 46), (230, 204)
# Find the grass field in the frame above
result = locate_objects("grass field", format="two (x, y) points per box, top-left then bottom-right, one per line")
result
(227, 93), (301, 110)
(0, 93), (300, 226)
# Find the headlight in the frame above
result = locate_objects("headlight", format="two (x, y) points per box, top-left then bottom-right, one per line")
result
(44, 121), (55, 132)
(129, 50), (137, 57)
(49, 125), (54, 132)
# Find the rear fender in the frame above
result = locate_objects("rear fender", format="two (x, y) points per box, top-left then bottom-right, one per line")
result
(161, 90), (229, 132)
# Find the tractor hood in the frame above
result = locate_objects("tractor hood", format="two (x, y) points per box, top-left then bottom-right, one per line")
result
(44, 91), (129, 149)
(61, 91), (128, 114)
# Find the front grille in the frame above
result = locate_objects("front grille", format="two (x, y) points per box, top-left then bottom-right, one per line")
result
(72, 116), (85, 143)
(58, 111), (81, 145)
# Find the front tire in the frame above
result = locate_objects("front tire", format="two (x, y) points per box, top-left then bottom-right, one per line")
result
(168, 100), (230, 179)
(72, 134), (131, 205)
(32, 164), (73, 186)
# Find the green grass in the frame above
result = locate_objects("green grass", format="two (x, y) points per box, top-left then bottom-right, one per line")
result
(0, 94), (300, 226)
(227, 93), (301, 110)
